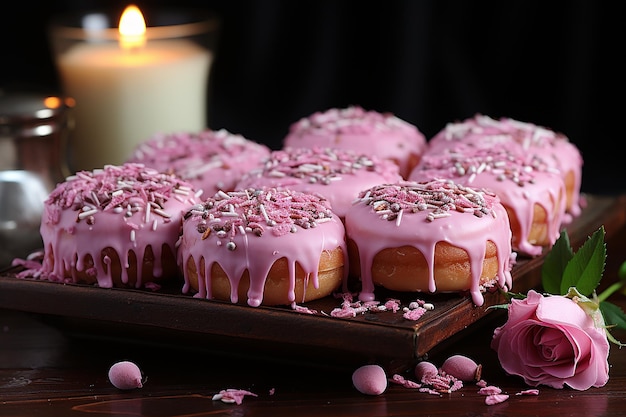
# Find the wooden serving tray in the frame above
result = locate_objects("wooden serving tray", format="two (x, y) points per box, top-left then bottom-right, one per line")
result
(1, 195), (625, 372)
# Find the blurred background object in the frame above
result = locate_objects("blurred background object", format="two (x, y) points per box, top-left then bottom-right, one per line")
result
(0, 91), (73, 267)
(48, 5), (218, 172)
(1, 0), (624, 195)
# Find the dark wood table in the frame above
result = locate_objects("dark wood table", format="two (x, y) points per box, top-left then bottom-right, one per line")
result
(3, 298), (626, 416)
(2, 196), (626, 416)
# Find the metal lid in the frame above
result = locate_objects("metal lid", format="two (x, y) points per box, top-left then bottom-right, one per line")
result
(0, 91), (74, 137)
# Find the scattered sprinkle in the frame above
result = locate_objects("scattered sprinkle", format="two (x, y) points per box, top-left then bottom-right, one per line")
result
(212, 389), (258, 405)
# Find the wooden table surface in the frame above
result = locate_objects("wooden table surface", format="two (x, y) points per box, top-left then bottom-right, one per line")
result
(3, 300), (626, 417)
(2, 197), (626, 417)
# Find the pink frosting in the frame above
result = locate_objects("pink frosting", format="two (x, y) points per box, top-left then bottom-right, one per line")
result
(179, 188), (347, 307)
(427, 114), (583, 221)
(283, 106), (427, 178)
(235, 147), (403, 218)
(410, 142), (567, 256)
(39, 163), (199, 288)
(126, 128), (271, 197)
(344, 180), (513, 306)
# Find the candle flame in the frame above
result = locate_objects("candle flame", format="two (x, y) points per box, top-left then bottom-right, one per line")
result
(119, 5), (146, 50)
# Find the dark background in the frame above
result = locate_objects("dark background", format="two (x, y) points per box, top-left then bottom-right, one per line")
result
(2, 0), (624, 195)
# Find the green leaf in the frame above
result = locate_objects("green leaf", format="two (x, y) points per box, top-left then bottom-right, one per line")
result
(600, 301), (626, 347)
(600, 300), (626, 331)
(541, 229), (573, 295)
(560, 226), (606, 296)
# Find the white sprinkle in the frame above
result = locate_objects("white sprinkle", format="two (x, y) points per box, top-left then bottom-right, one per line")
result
(259, 204), (270, 223)
(395, 209), (403, 227)
(130, 230), (136, 242)
(145, 203), (151, 223)
(152, 219), (158, 231)
(153, 208), (172, 218)
(173, 188), (189, 196)
(221, 212), (239, 217)
(91, 192), (100, 206)
(216, 190), (231, 200)
(78, 209), (98, 219)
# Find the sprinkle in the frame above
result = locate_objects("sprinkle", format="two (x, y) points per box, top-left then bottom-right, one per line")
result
(153, 208), (171, 218)
(78, 209), (98, 220)
(144, 202), (151, 223)
(212, 389), (258, 405)
(516, 389), (539, 395)
(485, 394), (509, 405)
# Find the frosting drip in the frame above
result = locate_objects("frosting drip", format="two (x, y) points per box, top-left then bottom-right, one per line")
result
(127, 128), (271, 196)
(235, 146), (403, 218)
(179, 188), (347, 307)
(345, 180), (513, 306)
(39, 163), (199, 287)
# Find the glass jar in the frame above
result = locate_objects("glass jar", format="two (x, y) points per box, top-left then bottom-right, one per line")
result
(0, 91), (73, 268)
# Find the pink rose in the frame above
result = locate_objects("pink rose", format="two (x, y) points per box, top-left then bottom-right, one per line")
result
(491, 289), (610, 390)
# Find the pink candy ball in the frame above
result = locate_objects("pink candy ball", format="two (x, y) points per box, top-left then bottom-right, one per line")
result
(352, 364), (387, 395)
(108, 361), (144, 390)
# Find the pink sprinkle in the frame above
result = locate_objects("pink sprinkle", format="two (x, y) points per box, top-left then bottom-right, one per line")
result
(390, 374), (408, 385)
(143, 282), (161, 291)
(485, 394), (509, 405)
(292, 304), (318, 314)
(516, 389), (539, 396)
(420, 387), (442, 395)
(403, 307), (426, 321)
(384, 299), (401, 312)
(212, 389), (258, 405)
(402, 379), (421, 389)
(330, 307), (357, 318)
(388, 373), (421, 389)
(478, 386), (502, 395)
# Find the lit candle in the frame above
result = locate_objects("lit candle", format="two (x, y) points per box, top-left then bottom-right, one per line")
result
(54, 5), (214, 172)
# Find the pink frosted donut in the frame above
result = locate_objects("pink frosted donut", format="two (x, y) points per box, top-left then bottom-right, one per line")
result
(235, 147), (403, 219)
(283, 106), (427, 179)
(427, 114), (583, 222)
(127, 128), (271, 197)
(39, 163), (199, 288)
(409, 143), (567, 257)
(344, 179), (514, 307)
(179, 188), (347, 307)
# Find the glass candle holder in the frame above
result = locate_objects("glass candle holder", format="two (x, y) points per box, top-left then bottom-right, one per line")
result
(48, 6), (219, 173)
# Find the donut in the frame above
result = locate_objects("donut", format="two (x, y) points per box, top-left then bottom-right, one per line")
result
(126, 128), (271, 197)
(283, 106), (427, 179)
(344, 179), (514, 306)
(235, 146), (403, 219)
(410, 142), (567, 257)
(179, 188), (347, 307)
(427, 114), (583, 222)
(39, 163), (199, 288)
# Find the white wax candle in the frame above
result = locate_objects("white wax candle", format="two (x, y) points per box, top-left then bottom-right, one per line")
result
(58, 39), (212, 172)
